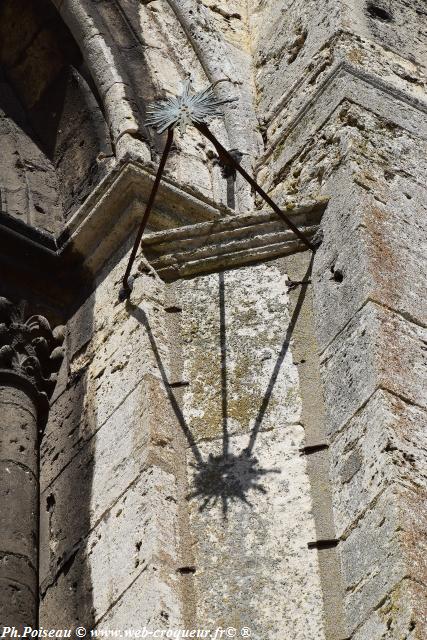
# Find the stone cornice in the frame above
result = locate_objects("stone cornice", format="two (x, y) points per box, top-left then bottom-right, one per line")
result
(2, 52), (426, 312)
(58, 161), (229, 276)
(0, 159), (230, 310)
(0, 157), (325, 311)
(258, 60), (427, 169)
(3, 55), (424, 308)
(263, 31), (427, 130)
(141, 199), (326, 280)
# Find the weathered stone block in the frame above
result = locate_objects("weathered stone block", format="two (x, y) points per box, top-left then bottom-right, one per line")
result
(42, 296), (174, 488)
(263, 88), (427, 210)
(306, 449), (337, 541)
(41, 369), (91, 489)
(67, 253), (167, 362)
(178, 262), (301, 442)
(340, 486), (427, 634)
(98, 566), (183, 629)
(0, 552), (37, 631)
(249, 0), (338, 118)
(330, 389), (427, 538)
(0, 576), (36, 632)
(320, 302), (426, 436)
(352, 578), (427, 640)
(40, 466), (181, 627)
(40, 375), (182, 584)
(0, 112), (62, 233)
(284, 252), (328, 446)
(201, 0), (248, 47)
(0, 552), (36, 594)
(342, 0), (427, 70)
(0, 461), (38, 564)
(313, 176), (427, 351)
(0, 388), (38, 476)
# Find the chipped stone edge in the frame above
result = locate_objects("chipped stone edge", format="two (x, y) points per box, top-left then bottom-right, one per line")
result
(58, 160), (234, 274)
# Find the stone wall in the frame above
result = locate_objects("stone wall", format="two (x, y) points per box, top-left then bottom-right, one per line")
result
(39, 237), (346, 638)
(39, 0), (426, 637)
(0, 0), (425, 638)
(176, 255), (344, 639)
(39, 249), (187, 628)
(312, 112), (427, 638)
(248, 1), (427, 636)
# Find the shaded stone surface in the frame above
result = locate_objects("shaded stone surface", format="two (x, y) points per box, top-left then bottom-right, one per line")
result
(0, 296), (64, 630)
(0, 387), (38, 631)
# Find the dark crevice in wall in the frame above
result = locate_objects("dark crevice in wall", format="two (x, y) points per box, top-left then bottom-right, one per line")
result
(367, 3), (393, 22)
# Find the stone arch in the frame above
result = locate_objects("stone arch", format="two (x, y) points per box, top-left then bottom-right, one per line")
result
(0, 0), (113, 230)
(151, 0), (262, 212)
(50, 0), (152, 160)
(50, 1), (262, 211)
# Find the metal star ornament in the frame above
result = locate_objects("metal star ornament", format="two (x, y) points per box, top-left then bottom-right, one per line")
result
(146, 79), (237, 135)
(120, 78), (314, 300)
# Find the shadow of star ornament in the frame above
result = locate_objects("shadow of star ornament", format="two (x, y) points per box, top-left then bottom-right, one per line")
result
(146, 79), (237, 135)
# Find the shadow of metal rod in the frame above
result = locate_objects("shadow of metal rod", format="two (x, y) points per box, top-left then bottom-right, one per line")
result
(195, 121), (315, 252)
(219, 272), (229, 459)
(120, 127), (175, 300)
(246, 253), (314, 454)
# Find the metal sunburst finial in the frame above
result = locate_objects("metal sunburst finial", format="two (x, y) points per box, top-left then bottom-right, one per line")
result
(145, 78), (237, 135)
(120, 77), (315, 300)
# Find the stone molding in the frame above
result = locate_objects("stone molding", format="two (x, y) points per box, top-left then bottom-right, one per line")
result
(50, 0), (144, 150)
(263, 48), (427, 133)
(0, 158), (324, 306)
(258, 61), (427, 174)
(1, 61), (425, 307)
(141, 199), (326, 280)
(0, 297), (64, 426)
(59, 161), (229, 276)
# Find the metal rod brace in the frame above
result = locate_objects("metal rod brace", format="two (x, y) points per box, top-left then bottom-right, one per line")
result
(119, 127), (174, 300)
(195, 122), (315, 252)
(120, 121), (315, 299)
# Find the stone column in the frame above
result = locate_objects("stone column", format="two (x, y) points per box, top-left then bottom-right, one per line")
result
(0, 297), (63, 631)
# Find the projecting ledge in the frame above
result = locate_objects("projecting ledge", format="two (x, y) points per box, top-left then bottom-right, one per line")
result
(60, 160), (231, 277)
(141, 198), (327, 280)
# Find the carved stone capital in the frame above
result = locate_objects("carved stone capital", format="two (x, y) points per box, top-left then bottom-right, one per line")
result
(0, 297), (65, 426)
